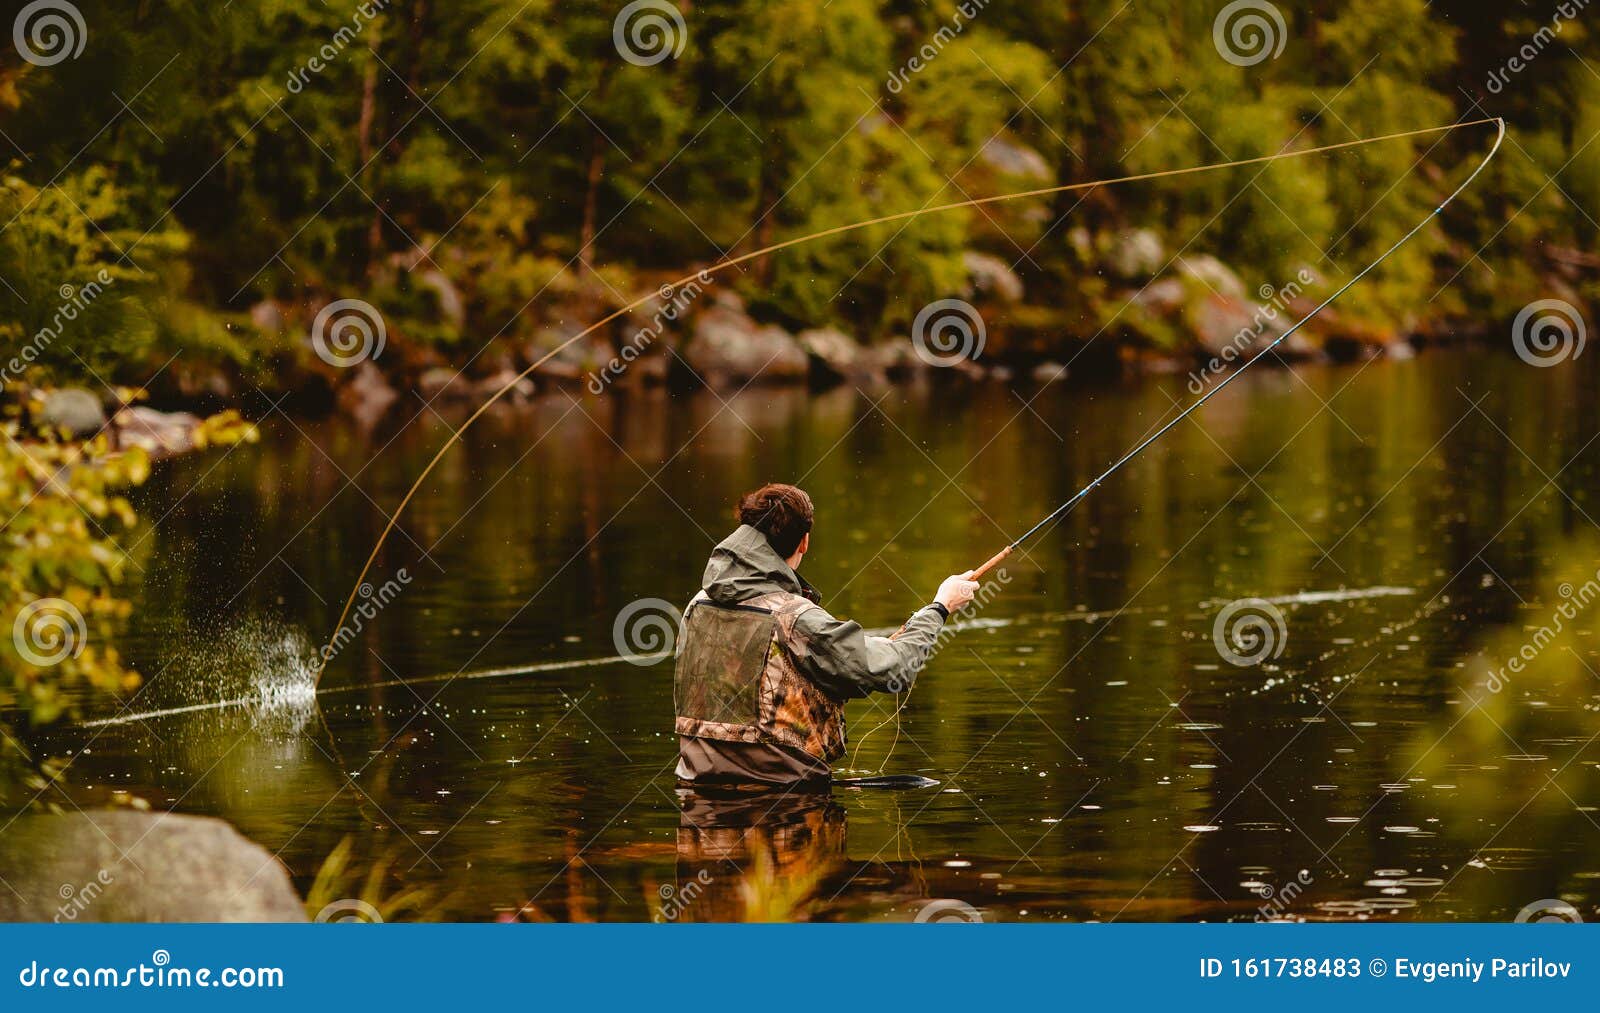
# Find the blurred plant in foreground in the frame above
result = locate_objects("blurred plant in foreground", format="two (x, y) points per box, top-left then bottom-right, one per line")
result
(0, 401), (257, 808)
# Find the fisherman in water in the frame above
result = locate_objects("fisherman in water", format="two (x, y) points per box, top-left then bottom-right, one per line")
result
(674, 483), (979, 789)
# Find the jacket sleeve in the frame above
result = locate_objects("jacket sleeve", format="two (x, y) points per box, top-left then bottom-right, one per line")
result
(789, 603), (947, 700)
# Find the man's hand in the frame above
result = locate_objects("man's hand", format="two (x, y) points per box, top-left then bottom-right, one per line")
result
(935, 570), (981, 614)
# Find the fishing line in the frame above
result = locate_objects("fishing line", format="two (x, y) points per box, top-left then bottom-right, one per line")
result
(860, 106), (1497, 768)
(317, 117), (1504, 681)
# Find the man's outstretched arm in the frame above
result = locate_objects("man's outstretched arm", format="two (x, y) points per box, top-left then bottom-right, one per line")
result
(791, 572), (980, 699)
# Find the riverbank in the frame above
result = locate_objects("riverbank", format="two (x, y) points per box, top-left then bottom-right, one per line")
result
(133, 241), (1588, 429)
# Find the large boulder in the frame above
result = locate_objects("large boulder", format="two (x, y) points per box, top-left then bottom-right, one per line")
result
(1109, 229), (1166, 279)
(684, 305), (808, 386)
(977, 137), (1052, 181)
(0, 811), (307, 922)
(336, 362), (399, 424)
(963, 251), (1024, 303)
(38, 388), (106, 437)
(1176, 255), (1247, 300)
(112, 406), (202, 460)
(797, 327), (883, 385)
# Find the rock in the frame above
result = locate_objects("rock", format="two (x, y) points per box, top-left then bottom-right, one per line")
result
(112, 406), (201, 460)
(864, 341), (930, 379)
(963, 251), (1025, 303)
(38, 388), (106, 437)
(1176, 255), (1247, 300)
(415, 268), (465, 329)
(336, 362), (399, 424)
(1031, 361), (1069, 384)
(474, 369), (536, 402)
(978, 137), (1052, 181)
(1186, 293), (1264, 358)
(1109, 229), (1166, 278)
(249, 299), (285, 336)
(685, 305), (808, 386)
(417, 366), (466, 400)
(1131, 278), (1187, 314)
(798, 327), (880, 384)
(525, 327), (603, 387)
(0, 811), (307, 922)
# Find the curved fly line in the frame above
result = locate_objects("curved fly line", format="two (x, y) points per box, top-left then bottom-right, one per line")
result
(316, 116), (1506, 688)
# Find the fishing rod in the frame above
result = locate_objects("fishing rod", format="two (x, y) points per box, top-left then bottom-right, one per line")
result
(317, 116), (1504, 679)
(966, 117), (1506, 582)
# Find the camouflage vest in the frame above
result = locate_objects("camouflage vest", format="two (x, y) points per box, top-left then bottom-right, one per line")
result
(674, 590), (847, 762)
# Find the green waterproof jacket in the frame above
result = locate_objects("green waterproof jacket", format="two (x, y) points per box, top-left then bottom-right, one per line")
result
(675, 524), (949, 785)
(698, 524), (948, 699)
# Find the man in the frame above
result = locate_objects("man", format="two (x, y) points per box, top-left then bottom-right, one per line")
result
(674, 482), (979, 789)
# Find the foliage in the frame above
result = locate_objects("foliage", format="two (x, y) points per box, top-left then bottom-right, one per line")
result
(0, 404), (257, 807)
(0, 1), (1594, 387)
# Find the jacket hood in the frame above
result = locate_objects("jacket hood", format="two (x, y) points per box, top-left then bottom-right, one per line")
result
(702, 524), (821, 606)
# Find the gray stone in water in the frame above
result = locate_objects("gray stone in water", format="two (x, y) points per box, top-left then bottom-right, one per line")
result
(0, 811), (307, 922)
(963, 251), (1025, 303)
(38, 388), (106, 437)
(1108, 229), (1166, 279)
(685, 305), (808, 385)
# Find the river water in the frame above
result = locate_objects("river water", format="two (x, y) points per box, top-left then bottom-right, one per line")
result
(42, 347), (1600, 922)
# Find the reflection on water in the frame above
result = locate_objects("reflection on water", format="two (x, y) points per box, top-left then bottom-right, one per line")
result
(33, 349), (1600, 921)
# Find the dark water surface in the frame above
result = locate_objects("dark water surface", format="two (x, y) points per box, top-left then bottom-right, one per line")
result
(45, 348), (1600, 921)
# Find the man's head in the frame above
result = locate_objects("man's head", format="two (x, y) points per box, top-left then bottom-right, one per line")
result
(737, 483), (813, 568)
